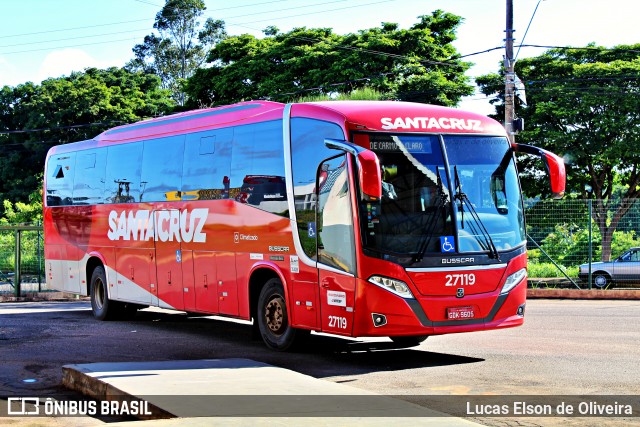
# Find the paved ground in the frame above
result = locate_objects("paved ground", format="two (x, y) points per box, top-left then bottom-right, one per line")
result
(1, 299), (639, 426)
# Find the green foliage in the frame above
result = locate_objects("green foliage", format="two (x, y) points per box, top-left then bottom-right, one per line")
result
(0, 199), (42, 226)
(127, 0), (227, 105)
(527, 261), (578, 280)
(478, 44), (640, 260)
(185, 11), (474, 107)
(537, 223), (640, 266)
(540, 224), (599, 265)
(0, 68), (174, 205)
(295, 88), (388, 102)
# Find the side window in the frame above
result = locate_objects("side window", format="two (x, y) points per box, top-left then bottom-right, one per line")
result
(46, 153), (76, 206)
(73, 149), (106, 205)
(105, 142), (143, 204)
(183, 129), (233, 200)
(317, 155), (356, 273)
(290, 118), (345, 259)
(230, 120), (287, 215)
(141, 135), (185, 202)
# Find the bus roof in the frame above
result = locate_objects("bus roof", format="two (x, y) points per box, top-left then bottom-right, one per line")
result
(96, 100), (285, 143)
(50, 100), (505, 155)
(304, 100), (506, 135)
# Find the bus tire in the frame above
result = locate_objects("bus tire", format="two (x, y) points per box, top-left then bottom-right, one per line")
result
(257, 278), (298, 351)
(90, 266), (116, 321)
(390, 335), (428, 347)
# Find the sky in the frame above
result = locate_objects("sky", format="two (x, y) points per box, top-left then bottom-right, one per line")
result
(1, 0), (638, 115)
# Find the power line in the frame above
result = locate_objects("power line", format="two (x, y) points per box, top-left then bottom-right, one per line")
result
(518, 44), (640, 54)
(0, 0), (288, 39)
(0, 18), (151, 40)
(0, 122), (123, 135)
(0, 27), (150, 49)
(1, 0), (394, 56)
(514, 0), (544, 61)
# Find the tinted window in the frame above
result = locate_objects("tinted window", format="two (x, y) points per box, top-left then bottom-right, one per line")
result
(105, 142), (143, 204)
(141, 135), (185, 202)
(317, 155), (356, 273)
(46, 153), (76, 206)
(73, 150), (106, 205)
(230, 120), (287, 215)
(290, 118), (344, 259)
(182, 128), (233, 200)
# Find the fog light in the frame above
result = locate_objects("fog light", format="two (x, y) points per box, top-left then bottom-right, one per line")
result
(372, 313), (387, 327)
(517, 304), (525, 317)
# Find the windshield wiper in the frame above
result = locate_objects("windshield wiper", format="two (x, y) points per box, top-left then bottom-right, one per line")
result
(414, 169), (448, 262)
(453, 166), (501, 261)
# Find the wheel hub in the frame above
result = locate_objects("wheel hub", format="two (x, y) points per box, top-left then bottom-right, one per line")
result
(94, 279), (105, 310)
(595, 276), (607, 287)
(264, 296), (285, 335)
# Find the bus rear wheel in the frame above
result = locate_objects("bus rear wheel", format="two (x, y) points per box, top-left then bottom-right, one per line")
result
(90, 266), (116, 321)
(257, 278), (299, 351)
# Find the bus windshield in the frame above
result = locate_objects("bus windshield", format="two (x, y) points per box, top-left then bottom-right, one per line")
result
(360, 133), (525, 265)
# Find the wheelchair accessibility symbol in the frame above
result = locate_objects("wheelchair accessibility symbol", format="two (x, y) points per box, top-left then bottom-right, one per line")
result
(440, 236), (455, 253)
(308, 222), (316, 238)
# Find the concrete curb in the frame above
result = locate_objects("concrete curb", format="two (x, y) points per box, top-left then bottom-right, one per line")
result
(0, 292), (87, 303)
(61, 359), (481, 424)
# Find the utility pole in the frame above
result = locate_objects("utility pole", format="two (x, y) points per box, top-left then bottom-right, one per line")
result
(505, 0), (516, 144)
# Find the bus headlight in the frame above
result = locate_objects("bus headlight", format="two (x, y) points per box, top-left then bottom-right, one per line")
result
(501, 268), (527, 294)
(368, 275), (414, 299)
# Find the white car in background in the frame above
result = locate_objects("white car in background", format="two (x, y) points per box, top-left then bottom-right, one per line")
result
(579, 247), (640, 288)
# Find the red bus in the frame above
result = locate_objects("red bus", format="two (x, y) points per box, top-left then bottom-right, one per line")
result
(43, 100), (565, 350)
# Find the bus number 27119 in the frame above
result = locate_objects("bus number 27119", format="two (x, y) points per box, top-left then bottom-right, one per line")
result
(328, 316), (347, 329)
(445, 273), (476, 286)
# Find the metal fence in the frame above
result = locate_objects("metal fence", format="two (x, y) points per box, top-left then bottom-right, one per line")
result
(525, 199), (640, 289)
(0, 225), (45, 296)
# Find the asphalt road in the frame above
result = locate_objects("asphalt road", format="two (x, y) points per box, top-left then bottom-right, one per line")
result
(0, 299), (639, 425)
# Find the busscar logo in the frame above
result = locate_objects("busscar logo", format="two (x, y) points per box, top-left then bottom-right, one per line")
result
(442, 257), (475, 264)
(456, 288), (465, 298)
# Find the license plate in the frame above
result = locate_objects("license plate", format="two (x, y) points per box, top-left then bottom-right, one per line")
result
(447, 306), (475, 320)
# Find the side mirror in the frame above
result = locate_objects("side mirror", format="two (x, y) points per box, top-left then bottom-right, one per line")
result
(324, 139), (382, 200)
(514, 143), (566, 199)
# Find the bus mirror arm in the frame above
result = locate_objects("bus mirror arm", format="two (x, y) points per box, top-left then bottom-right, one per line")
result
(324, 139), (382, 200)
(513, 143), (566, 199)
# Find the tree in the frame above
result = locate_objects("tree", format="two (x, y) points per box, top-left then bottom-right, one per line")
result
(476, 44), (640, 261)
(0, 67), (174, 203)
(128, 0), (227, 105)
(0, 188), (42, 225)
(184, 11), (474, 107)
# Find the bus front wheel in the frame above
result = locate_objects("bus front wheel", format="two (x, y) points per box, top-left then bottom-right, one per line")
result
(90, 266), (116, 321)
(257, 278), (299, 351)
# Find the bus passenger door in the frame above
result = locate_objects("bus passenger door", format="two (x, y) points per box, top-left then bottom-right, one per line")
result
(153, 210), (184, 310)
(316, 155), (356, 335)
